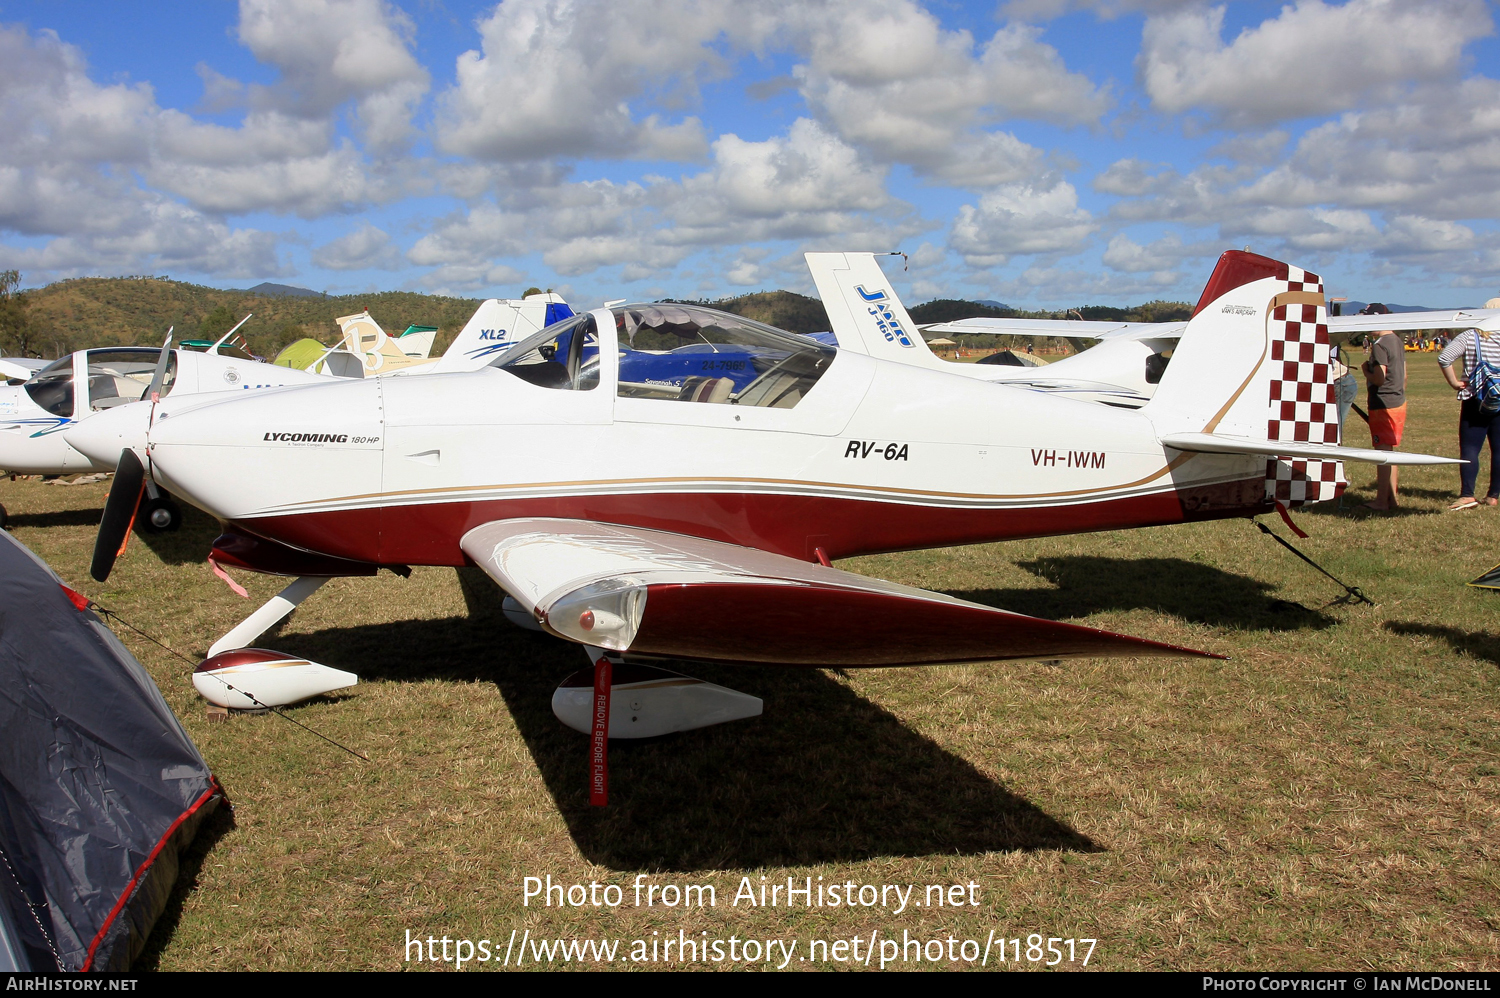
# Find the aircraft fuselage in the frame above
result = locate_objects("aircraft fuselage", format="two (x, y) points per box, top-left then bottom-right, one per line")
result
(145, 319), (1269, 570)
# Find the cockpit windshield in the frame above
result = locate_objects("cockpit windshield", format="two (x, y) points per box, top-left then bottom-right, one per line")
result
(491, 313), (599, 391)
(24, 358), (76, 417)
(23, 348), (176, 418)
(613, 303), (835, 408)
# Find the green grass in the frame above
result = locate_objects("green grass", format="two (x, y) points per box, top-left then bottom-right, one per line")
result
(1, 355), (1497, 971)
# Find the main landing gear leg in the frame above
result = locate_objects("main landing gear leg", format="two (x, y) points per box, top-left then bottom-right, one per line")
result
(207, 576), (329, 658)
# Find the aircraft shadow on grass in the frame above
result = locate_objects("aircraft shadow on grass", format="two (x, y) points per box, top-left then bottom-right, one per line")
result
(1384, 620), (1500, 668)
(1296, 487), (1448, 519)
(5, 507), (103, 529)
(264, 568), (1100, 872)
(951, 556), (1335, 632)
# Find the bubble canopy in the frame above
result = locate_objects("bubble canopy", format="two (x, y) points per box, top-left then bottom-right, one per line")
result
(492, 303), (836, 408)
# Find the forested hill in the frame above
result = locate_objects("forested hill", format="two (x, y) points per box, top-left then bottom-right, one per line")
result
(694, 290), (1194, 337)
(10, 275), (1192, 360)
(23, 277), (482, 359)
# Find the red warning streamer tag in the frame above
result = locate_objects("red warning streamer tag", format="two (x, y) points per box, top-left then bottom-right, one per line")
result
(1275, 501), (1310, 539)
(590, 657), (611, 807)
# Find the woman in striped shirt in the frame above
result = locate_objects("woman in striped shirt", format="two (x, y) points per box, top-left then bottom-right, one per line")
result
(1437, 297), (1500, 510)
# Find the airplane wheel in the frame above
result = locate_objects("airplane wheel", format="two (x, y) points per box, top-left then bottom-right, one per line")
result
(0, 503), (7, 531)
(139, 496), (182, 533)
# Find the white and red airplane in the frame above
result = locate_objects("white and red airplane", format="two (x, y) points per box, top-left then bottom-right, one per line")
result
(79, 250), (1457, 801)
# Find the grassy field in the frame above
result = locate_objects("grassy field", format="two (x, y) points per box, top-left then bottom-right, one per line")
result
(2, 356), (1497, 972)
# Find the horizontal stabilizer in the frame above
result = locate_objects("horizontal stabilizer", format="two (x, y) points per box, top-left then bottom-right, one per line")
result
(1162, 432), (1462, 466)
(461, 517), (1220, 667)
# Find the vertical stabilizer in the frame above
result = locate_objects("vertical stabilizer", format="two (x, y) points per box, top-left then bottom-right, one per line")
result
(396, 326), (438, 359)
(1147, 251), (1343, 506)
(428, 294), (574, 374)
(806, 252), (950, 370)
(335, 310), (431, 375)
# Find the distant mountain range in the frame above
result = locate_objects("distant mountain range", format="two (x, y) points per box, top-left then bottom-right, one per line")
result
(1337, 301), (1436, 315)
(240, 282), (322, 298)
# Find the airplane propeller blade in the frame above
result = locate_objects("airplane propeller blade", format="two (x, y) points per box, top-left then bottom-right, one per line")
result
(90, 449), (147, 582)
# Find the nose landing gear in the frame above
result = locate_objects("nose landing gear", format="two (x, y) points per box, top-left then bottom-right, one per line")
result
(139, 495), (182, 532)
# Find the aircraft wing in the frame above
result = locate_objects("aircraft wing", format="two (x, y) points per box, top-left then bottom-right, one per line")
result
(921, 317), (1187, 342)
(932, 309), (1500, 343)
(461, 517), (1219, 666)
(0, 357), (46, 380)
(1327, 308), (1500, 337)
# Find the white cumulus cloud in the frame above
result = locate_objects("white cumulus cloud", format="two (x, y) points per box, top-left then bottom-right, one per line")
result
(950, 180), (1097, 267)
(435, 0), (738, 161)
(236, 0), (430, 149)
(1139, 0), (1492, 126)
(313, 224), (403, 270)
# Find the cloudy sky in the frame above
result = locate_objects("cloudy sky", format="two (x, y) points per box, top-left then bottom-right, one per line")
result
(2, 0), (1499, 309)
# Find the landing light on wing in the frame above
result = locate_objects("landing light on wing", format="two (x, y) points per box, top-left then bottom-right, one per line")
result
(545, 580), (646, 650)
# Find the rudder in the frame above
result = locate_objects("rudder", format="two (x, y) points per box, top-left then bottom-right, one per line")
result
(1261, 263), (1342, 506)
(1147, 250), (1343, 507)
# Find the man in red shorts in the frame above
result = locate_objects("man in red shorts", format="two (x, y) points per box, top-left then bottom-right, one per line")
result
(1360, 303), (1406, 511)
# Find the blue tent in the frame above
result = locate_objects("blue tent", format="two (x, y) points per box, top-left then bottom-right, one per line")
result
(0, 530), (221, 971)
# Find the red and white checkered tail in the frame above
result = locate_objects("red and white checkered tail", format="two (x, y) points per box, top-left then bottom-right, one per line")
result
(1146, 250), (1345, 509)
(1264, 265), (1343, 507)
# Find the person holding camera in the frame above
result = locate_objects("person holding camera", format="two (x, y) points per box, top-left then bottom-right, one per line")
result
(1437, 296), (1500, 510)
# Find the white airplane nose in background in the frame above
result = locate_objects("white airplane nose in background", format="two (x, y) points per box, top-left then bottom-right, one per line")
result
(63, 401), (150, 468)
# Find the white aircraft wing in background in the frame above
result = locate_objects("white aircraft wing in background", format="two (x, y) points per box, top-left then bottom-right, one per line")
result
(0, 358), (47, 381)
(930, 309), (1500, 345)
(920, 317), (1188, 342)
(806, 253), (1179, 408)
(1325, 308), (1500, 343)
